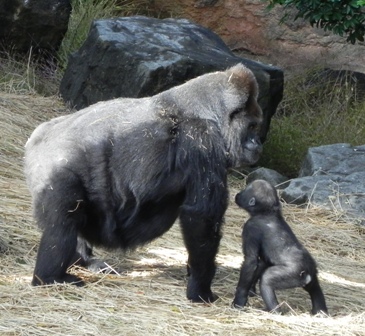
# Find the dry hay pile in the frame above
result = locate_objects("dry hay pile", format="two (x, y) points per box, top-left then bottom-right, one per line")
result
(1, 91), (365, 336)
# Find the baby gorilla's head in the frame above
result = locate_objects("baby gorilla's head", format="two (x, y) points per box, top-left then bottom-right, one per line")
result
(235, 179), (280, 215)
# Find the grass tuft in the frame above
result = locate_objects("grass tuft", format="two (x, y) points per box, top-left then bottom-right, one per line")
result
(259, 67), (365, 177)
(0, 50), (61, 96)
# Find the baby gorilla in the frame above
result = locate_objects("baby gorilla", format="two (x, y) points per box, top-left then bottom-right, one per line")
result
(233, 180), (328, 315)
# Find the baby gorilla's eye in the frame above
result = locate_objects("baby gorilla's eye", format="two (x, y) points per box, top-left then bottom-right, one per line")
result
(249, 197), (256, 206)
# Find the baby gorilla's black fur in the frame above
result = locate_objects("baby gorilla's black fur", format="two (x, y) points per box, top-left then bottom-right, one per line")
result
(25, 64), (263, 303)
(233, 180), (328, 315)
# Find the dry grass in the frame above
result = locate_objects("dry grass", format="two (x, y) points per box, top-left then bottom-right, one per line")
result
(1, 91), (365, 335)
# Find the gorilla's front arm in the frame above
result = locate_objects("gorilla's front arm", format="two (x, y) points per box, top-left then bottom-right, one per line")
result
(25, 64), (263, 302)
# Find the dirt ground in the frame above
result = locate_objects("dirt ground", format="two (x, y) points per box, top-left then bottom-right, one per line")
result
(0, 91), (365, 335)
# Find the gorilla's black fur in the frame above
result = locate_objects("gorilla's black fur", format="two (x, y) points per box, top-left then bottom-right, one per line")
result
(25, 64), (263, 302)
(233, 180), (328, 314)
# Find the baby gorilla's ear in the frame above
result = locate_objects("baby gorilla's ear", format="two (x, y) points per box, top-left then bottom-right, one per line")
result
(249, 197), (256, 206)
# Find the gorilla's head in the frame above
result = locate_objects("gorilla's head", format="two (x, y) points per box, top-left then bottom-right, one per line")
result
(235, 179), (280, 215)
(159, 64), (263, 168)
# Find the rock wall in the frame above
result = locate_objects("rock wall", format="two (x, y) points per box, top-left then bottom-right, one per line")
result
(155, 0), (365, 73)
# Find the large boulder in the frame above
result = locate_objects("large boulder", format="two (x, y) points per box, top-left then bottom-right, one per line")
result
(60, 16), (283, 142)
(311, 68), (365, 98)
(0, 0), (71, 53)
(246, 167), (289, 189)
(281, 143), (365, 224)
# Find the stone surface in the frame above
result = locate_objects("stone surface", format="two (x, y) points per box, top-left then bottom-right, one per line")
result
(281, 143), (365, 224)
(154, 0), (365, 73)
(308, 68), (365, 98)
(246, 167), (289, 189)
(0, 0), (71, 53)
(60, 16), (284, 141)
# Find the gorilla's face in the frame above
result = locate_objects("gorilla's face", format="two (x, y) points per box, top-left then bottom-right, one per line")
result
(163, 64), (263, 168)
(235, 179), (279, 215)
(219, 65), (263, 168)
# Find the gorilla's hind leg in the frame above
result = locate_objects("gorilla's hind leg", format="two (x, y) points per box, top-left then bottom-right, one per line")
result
(303, 275), (328, 315)
(260, 265), (304, 313)
(32, 222), (83, 286)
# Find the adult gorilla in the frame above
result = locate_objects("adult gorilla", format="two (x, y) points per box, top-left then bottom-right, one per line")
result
(25, 64), (263, 302)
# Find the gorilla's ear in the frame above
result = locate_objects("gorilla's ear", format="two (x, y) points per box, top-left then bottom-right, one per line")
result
(249, 197), (256, 207)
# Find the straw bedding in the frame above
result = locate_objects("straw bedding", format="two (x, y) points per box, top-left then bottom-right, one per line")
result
(0, 91), (364, 335)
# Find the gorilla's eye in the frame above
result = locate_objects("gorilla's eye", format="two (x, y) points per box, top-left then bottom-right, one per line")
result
(249, 197), (256, 206)
(248, 122), (258, 131)
(230, 108), (242, 120)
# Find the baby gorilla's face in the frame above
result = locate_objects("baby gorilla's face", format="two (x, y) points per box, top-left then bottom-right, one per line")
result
(235, 179), (279, 215)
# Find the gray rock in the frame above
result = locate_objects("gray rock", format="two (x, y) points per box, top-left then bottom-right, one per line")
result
(60, 16), (283, 142)
(246, 167), (289, 189)
(0, 0), (71, 53)
(281, 143), (365, 224)
(311, 69), (365, 98)
(299, 143), (365, 177)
